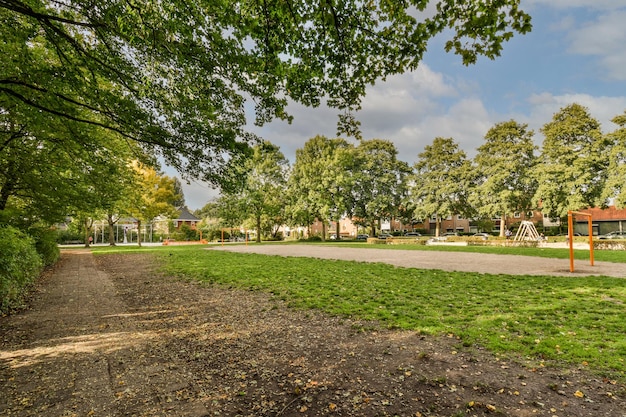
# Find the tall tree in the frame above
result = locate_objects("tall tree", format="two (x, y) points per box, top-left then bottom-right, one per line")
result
(128, 162), (180, 246)
(410, 137), (471, 237)
(2, 1), (532, 186)
(287, 135), (352, 240)
(0, 106), (143, 227)
(602, 111), (626, 208)
(472, 120), (538, 236)
(534, 103), (610, 219)
(224, 142), (289, 243)
(350, 139), (410, 236)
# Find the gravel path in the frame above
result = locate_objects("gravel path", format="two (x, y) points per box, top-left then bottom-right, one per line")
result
(211, 243), (626, 278)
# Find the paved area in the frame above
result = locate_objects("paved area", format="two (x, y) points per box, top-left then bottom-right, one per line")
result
(211, 244), (626, 278)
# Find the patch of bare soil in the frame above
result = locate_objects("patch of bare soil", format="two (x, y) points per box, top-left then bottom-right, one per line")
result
(1, 250), (625, 417)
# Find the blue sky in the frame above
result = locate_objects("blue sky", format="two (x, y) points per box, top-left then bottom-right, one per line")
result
(179, 0), (626, 210)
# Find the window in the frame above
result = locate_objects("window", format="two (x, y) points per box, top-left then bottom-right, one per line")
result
(514, 212), (521, 218)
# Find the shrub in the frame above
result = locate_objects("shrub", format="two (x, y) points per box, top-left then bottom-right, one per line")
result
(594, 240), (626, 251)
(0, 226), (43, 313)
(300, 235), (322, 242)
(31, 227), (61, 266)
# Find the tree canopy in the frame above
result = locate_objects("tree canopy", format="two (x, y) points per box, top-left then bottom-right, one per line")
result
(534, 103), (609, 218)
(472, 120), (537, 236)
(409, 137), (472, 236)
(2, 0), (532, 185)
(350, 139), (409, 236)
(602, 111), (626, 208)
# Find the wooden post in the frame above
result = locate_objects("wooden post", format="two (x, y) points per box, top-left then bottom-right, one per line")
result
(568, 210), (594, 272)
(568, 211), (574, 272)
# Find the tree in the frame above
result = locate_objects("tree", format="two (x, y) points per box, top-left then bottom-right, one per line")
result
(534, 104), (610, 219)
(410, 137), (472, 237)
(472, 120), (538, 236)
(602, 111), (626, 208)
(2, 1), (532, 186)
(287, 135), (352, 240)
(0, 104), (147, 233)
(350, 139), (410, 236)
(224, 142), (289, 243)
(127, 162), (180, 246)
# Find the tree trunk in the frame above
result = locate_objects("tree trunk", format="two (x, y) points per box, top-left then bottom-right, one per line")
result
(107, 214), (117, 246)
(256, 215), (261, 243)
(83, 218), (93, 248)
(435, 215), (441, 237)
(136, 219), (142, 247)
(499, 213), (506, 238)
(336, 219), (341, 240)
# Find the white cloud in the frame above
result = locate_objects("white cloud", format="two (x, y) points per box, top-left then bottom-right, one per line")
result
(566, 10), (626, 80)
(525, 0), (626, 10)
(525, 93), (626, 136)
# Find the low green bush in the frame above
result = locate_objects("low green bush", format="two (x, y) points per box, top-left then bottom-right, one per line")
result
(386, 237), (427, 245)
(0, 226), (44, 313)
(31, 227), (61, 266)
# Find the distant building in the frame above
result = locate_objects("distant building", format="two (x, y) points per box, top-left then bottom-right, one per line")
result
(172, 207), (200, 230)
(573, 206), (626, 235)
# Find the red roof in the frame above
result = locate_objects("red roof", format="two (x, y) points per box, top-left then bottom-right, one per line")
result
(574, 206), (626, 221)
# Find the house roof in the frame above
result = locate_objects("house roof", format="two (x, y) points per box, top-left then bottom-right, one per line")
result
(175, 207), (200, 222)
(574, 206), (626, 221)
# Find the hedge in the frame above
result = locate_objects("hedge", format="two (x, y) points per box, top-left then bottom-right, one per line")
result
(0, 226), (44, 313)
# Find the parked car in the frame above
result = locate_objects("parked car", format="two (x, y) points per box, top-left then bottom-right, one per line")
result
(377, 233), (392, 239)
(356, 234), (369, 240)
(472, 233), (490, 240)
(598, 231), (626, 239)
(404, 232), (421, 237)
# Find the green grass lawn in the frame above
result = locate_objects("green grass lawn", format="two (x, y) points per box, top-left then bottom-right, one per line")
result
(93, 244), (626, 381)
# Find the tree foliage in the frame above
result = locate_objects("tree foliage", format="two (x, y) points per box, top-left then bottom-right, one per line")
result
(223, 142), (289, 242)
(410, 137), (471, 236)
(472, 120), (537, 236)
(127, 162), (181, 246)
(534, 103), (609, 218)
(287, 135), (352, 239)
(2, 0), (532, 184)
(602, 111), (626, 208)
(350, 139), (409, 236)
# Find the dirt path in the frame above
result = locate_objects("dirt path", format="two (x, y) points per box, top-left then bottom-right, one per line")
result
(1, 249), (625, 416)
(210, 243), (626, 277)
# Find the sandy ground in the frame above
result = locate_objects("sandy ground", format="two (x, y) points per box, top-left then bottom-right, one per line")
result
(210, 243), (626, 278)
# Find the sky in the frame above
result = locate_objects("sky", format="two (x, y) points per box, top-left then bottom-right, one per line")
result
(176, 0), (626, 210)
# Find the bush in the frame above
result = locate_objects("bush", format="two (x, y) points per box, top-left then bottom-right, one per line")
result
(594, 240), (626, 251)
(31, 227), (61, 266)
(0, 226), (43, 313)
(300, 235), (322, 242)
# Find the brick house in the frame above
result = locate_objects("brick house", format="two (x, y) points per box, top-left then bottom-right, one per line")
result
(172, 207), (200, 230)
(573, 206), (626, 235)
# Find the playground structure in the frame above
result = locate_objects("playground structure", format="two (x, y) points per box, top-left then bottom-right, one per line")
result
(568, 210), (594, 273)
(513, 221), (542, 241)
(514, 217), (594, 273)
